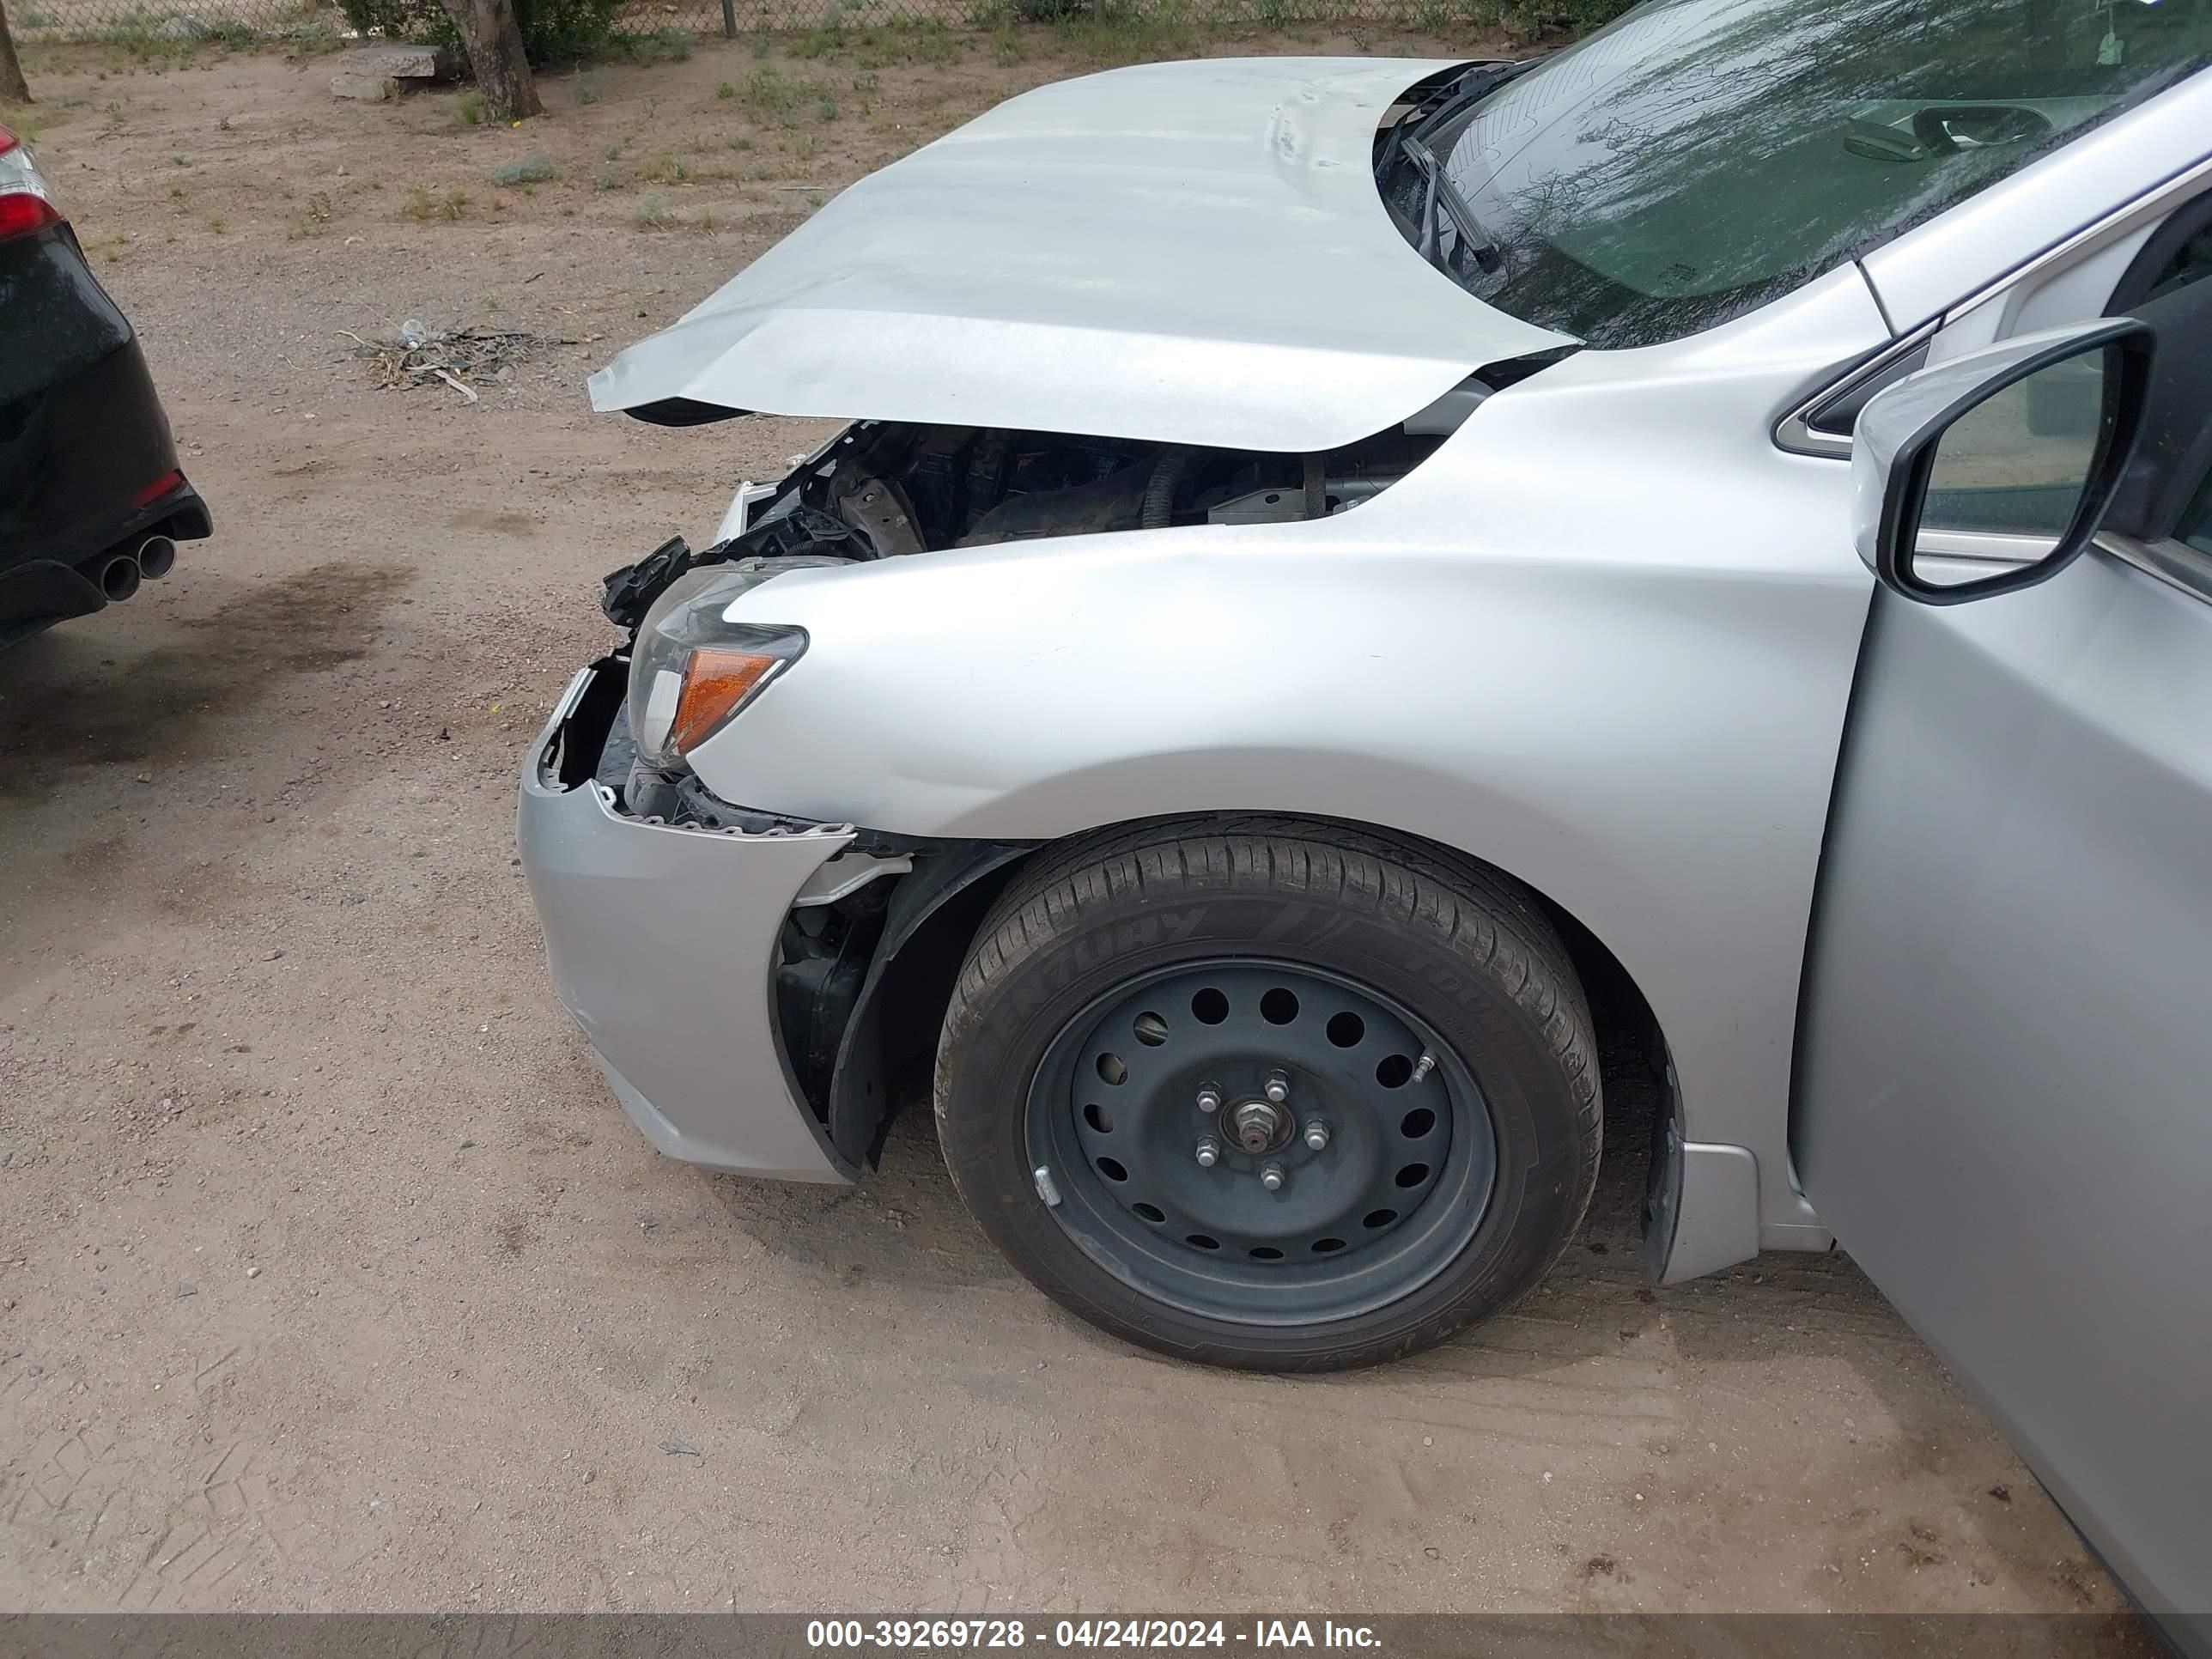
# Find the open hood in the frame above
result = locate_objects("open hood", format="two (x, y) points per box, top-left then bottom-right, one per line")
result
(587, 57), (1577, 453)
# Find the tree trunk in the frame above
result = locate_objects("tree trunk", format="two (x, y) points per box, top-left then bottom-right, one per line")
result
(0, 0), (33, 108)
(437, 0), (539, 120)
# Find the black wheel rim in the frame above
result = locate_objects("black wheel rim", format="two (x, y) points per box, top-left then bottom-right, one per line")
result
(1024, 958), (1497, 1327)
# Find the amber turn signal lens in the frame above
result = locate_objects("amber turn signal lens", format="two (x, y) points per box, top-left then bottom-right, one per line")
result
(669, 647), (779, 754)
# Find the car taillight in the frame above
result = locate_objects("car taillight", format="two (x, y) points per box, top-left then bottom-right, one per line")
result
(0, 193), (61, 239)
(0, 124), (65, 241)
(134, 469), (185, 507)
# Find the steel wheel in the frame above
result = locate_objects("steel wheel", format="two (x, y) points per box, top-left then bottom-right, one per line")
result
(939, 817), (1600, 1370)
(1024, 959), (1496, 1327)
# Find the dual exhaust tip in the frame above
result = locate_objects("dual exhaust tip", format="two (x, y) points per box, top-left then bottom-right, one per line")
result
(94, 534), (177, 605)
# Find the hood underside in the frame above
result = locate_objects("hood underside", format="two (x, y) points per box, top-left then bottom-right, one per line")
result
(587, 57), (1577, 453)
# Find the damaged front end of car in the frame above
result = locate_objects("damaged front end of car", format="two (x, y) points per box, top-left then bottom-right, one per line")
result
(555, 360), (1553, 1174)
(524, 54), (1595, 1182)
(520, 639), (1034, 1179)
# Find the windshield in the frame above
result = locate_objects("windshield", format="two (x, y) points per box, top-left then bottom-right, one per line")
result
(1419, 0), (2212, 348)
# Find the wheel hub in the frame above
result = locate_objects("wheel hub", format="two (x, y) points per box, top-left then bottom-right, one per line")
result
(1228, 1096), (1291, 1154)
(1024, 958), (1498, 1328)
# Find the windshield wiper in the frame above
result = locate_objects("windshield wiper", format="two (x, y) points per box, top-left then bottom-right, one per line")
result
(1376, 54), (1545, 181)
(1402, 133), (1501, 276)
(1376, 57), (1540, 280)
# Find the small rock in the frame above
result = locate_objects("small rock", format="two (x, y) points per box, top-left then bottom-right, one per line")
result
(582, 1469), (595, 1485)
(135, 773), (152, 785)
(174, 1286), (195, 1298)
(264, 949), (283, 961)
(245, 1266), (261, 1279)
(1423, 1547), (1440, 1561)
(659, 1438), (701, 1458)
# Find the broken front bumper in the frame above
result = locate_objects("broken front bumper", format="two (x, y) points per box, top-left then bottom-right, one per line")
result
(516, 658), (857, 1182)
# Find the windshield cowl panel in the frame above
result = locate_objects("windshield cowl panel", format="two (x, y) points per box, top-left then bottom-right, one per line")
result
(1429, 0), (2212, 349)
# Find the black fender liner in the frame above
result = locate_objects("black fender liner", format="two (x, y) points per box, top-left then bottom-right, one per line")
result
(825, 841), (1032, 1166)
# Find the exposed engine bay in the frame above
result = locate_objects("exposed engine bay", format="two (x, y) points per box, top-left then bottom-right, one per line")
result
(599, 384), (1498, 635)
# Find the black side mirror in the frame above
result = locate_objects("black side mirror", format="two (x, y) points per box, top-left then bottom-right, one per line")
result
(1852, 318), (2154, 605)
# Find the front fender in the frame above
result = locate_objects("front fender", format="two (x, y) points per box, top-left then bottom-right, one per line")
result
(689, 520), (1860, 1228)
(684, 267), (1887, 1255)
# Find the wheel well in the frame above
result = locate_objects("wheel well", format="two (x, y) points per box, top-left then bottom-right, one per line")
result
(859, 812), (1674, 1193)
(834, 851), (1028, 1164)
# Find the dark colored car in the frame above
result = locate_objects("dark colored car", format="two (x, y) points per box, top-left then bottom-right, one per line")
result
(0, 123), (210, 650)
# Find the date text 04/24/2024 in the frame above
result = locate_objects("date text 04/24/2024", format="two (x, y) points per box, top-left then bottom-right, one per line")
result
(805, 1620), (1382, 1650)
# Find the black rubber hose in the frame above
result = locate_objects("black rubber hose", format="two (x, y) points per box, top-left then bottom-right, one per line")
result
(964, 430), (1011, 530)
(1142, 447), (1194, 529)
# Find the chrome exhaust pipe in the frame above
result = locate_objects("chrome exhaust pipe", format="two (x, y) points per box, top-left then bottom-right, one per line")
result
(137, 534), (177, 580)
(97, 554), (142, 604)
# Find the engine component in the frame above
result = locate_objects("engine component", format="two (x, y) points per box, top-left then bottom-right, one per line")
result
(959, 459), (1157, 546)
(834, 476), (926, 556)
(602, 403), (1461, 635)
(1142, 448), (1196, 530)
(1206, 479), (1392, 526)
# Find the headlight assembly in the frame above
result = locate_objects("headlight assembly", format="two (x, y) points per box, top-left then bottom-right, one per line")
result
(626, 562), (822, 771)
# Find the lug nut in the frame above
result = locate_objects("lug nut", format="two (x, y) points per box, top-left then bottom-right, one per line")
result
(1195, 1085), (1222, 1115)
(1264, 1070), (1290, 1105)
(1260, 1162), (1286, 1192)
(1194, 1136), (1221, 1169)
(1304, 1119), (1330, 1152)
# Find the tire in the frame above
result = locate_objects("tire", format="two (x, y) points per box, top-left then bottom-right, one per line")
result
(934, 815), (1601, 1371)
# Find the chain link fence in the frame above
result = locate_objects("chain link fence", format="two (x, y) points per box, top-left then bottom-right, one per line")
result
(14, 0), (1599, 49)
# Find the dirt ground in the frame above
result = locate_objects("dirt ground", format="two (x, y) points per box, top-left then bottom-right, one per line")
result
(0, 33), (2140, 1621)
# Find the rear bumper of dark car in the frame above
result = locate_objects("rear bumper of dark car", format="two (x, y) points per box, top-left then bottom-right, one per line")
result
(0, 226), (212, 647)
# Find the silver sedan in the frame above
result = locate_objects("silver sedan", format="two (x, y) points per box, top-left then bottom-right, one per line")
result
(522, 3), (2212, 1641)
